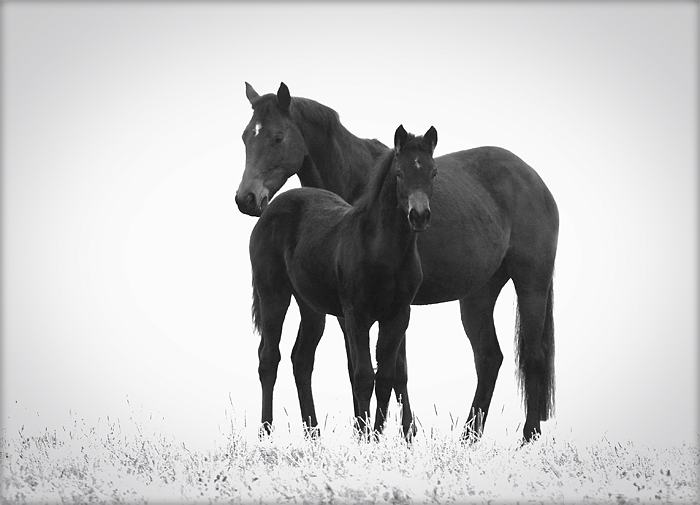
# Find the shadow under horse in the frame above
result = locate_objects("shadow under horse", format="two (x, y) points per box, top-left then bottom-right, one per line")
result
(250, 126), (438, 438)
(237, 83), (559, 442)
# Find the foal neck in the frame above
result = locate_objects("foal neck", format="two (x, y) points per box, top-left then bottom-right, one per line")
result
(353, 156), (413, 250)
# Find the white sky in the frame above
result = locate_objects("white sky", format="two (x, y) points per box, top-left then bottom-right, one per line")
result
(2, 3), (697, 449)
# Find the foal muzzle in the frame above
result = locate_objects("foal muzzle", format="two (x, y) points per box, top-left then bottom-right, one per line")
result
(407, 193), (431, 232)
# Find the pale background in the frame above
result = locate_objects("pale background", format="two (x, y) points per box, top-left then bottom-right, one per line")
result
(2, 3), (697, 450)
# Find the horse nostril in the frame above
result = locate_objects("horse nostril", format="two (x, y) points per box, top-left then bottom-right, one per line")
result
(259, 195), (269, 212)
(236, 191), (258, 214)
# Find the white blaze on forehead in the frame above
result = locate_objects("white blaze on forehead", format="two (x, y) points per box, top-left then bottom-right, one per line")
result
(414, 157), (421, 170)
(254, 122), (262, 137)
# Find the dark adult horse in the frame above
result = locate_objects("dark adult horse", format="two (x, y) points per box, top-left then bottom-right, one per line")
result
(251, 126), (438, 438)
(236, 83), (559, 441)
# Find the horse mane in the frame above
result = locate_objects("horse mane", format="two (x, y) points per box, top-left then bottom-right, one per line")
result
(291, 97), (388, 154)
(290, 97), (343, 133)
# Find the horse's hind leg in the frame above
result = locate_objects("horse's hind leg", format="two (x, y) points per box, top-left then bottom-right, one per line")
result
(291, 296), (326, 437)
(460, 265), (510, 441)
(510, 266), (555, 441)
(255, 282), (292, 436)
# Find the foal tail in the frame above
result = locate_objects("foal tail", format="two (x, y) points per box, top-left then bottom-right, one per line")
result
(514, 281), (555, 421)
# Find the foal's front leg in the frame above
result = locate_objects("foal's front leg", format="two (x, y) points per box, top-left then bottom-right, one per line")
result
(342, 307), (375, 436)
(375, 306), (413, 438)
(337, 317), (361, 419)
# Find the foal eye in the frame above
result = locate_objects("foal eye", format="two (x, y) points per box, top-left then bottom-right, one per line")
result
(273, 134), (284, 144)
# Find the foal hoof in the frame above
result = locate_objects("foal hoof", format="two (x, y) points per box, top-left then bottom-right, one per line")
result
(303, 426), (321, 440)
(403, 423), (418, 443)
(258, 422), (273, 440)
(459, 426), (483, 445)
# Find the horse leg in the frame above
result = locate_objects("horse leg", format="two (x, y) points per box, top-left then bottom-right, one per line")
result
(338, 317), (361, 418)
(343, 308), (374, 437)
(374, 307), (412, 438)
(255, 284), (292, 436)
(510, 269), (555, 442)
(291, 296), (326, 438)
(460, 266), (510, 441)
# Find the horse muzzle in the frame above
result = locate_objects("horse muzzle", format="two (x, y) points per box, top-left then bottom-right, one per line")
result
(235, 185), (269, 217)
(407, 194), (431, 232)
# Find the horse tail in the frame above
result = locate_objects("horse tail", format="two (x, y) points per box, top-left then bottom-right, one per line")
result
(251, 271), (262, 336)
(514, 280), (555, 421)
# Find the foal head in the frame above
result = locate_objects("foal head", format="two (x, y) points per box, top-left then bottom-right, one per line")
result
(392, 125), (438, 232)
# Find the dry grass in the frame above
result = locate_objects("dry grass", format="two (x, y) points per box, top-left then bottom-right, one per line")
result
(1, 409), (698, 504)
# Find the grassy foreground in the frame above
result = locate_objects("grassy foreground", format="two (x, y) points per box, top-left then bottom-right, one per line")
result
(1, 412), (698, 504)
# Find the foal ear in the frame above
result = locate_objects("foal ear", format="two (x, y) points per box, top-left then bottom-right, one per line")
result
(394, 125), (408, 154)
(423, 126), (438, 153)
(277, 82), (291, 111)
(245, 82), (260, 105)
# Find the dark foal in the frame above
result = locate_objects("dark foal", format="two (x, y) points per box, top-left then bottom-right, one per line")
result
(250, 126), (437, 438)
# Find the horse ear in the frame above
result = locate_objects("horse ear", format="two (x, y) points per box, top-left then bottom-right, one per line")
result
(277, 82), (291, 110)
(245, 82), (260, 105)
(394, 125), (408, 154)
(424, 126), (438, 153)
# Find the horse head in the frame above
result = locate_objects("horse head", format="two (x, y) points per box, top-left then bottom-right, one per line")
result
(236, 82), (307, 216)
(393, 125), (438, 232)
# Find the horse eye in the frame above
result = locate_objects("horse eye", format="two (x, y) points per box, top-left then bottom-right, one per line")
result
(273, 134), (284, 144)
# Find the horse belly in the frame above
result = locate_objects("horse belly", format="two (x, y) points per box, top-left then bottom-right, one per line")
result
(413, 250), (505, 305)
(412, 167), (511, 305)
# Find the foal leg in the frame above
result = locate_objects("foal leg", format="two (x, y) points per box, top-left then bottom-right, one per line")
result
(374, 307), (412, 437)
(256, 285), (292, 436)
(393, 337), (416, 439)
(343, 308), (375, 437)
(460, 266), (510, 441)
(291, 297), (326, 437)
(338, 317), (361, 419)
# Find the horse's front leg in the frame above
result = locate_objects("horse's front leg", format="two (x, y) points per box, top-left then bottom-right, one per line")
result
(375, 306), (412, 438)
(342, 306), (375, 437)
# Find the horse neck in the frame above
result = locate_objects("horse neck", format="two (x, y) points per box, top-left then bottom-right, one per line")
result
(291, 103), (386, 204)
